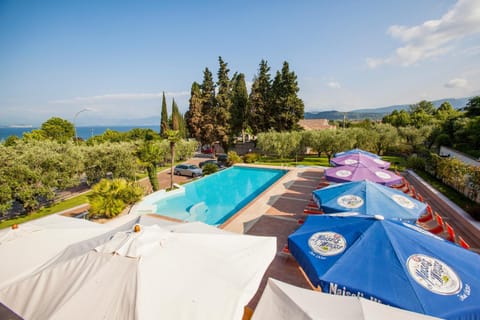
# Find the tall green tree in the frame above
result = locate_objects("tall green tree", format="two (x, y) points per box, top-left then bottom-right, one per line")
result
(409, 100), (435, 128)
(171, 98), (186, 138)
(248, 60), (272, 134)
(464, 96), (480, 117)
(160, 92), (169, 136)
(383, 109), (411, 127)
(372, 123), (398, 155)
(24, 117), (75, 143)
(435, 102), (459, 121)
(230, 72), (249, 142)
(270, 61), (304, 131)
(200, 68), (216, 146)
(185, 82), (203, 141)
(215, 56), (232, 152)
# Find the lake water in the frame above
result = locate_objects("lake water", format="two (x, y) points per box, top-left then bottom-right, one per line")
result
(0, 125), (159, 141)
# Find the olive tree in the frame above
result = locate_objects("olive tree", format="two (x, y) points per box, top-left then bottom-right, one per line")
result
(256, 131), (302, 159)
(83, 142), (138, 184)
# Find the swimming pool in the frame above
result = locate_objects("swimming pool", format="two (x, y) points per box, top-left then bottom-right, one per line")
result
(140, 166), (287, 225)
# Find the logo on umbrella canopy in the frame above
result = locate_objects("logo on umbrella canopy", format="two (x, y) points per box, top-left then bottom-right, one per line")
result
(337, 195), (364, 209)
(407, 254), (462, 295)
(308, 232), (347, 256)
(336, 170), (352, 177)
(344, 159), (358, 165)
(391, 194), (415, 209)
(374, 171), (391, 179)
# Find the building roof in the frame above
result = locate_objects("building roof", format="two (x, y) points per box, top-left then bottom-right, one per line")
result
(298, 119), (336, 130)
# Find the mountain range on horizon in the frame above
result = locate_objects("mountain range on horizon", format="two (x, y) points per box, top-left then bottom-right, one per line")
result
(88, 96), (472, 126)
(304, 96), (472, 121)
(4, 96), (473, 127)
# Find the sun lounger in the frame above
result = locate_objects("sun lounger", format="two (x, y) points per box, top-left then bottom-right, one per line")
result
(458, 236), (471, 250)
(445, 222), (456, 242)
(423, 212), (445, 235)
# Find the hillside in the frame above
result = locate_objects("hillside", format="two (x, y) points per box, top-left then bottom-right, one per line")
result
(305, 97), (471, 121)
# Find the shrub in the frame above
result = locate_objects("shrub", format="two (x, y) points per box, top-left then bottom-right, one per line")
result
(243, 152), (259, 163)
(406, 155), (426, 170)
(227, 151), (242, 166)
(202, 163), (218, 175)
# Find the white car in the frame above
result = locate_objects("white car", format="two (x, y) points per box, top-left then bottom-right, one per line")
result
(174, 164), (202, 177)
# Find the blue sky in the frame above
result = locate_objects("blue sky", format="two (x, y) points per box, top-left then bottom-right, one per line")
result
(1, 0), (479, 125)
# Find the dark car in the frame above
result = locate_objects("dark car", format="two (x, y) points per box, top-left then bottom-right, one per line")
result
(217, 154), (228, 165)
(174, 164), (202, 177)
(199, 160), (221, 168)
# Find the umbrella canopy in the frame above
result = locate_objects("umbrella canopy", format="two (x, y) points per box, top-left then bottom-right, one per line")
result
(331, 153), (390, 169)
(0, 222), (276, 320)
(288, 215), (480, 320)
(325, 164), (402, 186)
(0, 214), (109, 288)
(252, 278), (442, 320)
(334, 148), (381, 159)
(312, 180), (426, 223)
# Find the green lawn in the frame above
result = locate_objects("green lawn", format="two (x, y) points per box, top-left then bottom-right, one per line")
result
(255, 154), (405, 169)
(256, 155), (331, 167)
(381, 155), (407, 171)
(0, 191), (91, 230)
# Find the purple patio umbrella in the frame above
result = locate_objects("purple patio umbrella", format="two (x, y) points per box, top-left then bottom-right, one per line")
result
(334, 148), (380, 159)
(325, 163), (402, 186)
(331, 153), (391, 169)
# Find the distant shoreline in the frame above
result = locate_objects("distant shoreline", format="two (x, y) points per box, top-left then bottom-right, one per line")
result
(0, 125), (159, 141)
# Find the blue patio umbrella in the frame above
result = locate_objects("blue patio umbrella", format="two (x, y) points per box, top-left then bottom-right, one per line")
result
(334, 148), (381, 159)
(288, 215), (480, 320)
(312, 180), (426, 224)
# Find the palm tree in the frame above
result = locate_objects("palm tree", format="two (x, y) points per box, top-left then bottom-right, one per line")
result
(166, 129), (181, 190)
(137, 141), (161, 191)
(88, 178), (143, 218)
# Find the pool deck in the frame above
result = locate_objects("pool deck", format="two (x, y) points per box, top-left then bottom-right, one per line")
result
(49, 158), (480, 314)
(220, 164), (326, 309)
(131, 161), (326, 309)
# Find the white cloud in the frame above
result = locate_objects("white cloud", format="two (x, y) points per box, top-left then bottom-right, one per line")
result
(50, 91), (189, 104)
(445, 78), (468, 88)
(367, 0), (480, 68)
(327, 81), (341, 89)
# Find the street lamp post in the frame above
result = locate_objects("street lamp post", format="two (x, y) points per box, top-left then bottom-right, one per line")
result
(73, 108), (92, 145)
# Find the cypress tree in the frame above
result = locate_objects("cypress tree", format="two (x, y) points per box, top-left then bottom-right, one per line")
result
(215, 56), (232, 152)
(200, 68), (216, 146)
(230, 72), (249, 142)
(171, 98), (186, 138)
(185, 82), (203, 141)
(271, 61), (304, 131)
(248, 60), (272, 134)
(160, 92), (168, 136)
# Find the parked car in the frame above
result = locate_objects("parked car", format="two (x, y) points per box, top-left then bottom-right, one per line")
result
(199, 160), (221, 168)
(174, 164), (202, 177)
(217, 154), (228, 165)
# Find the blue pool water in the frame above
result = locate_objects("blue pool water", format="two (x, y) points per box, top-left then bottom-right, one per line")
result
(152, 166), (287, 225)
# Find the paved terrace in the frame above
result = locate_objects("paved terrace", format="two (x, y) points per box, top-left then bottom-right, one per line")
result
(60, 158), (480, 312)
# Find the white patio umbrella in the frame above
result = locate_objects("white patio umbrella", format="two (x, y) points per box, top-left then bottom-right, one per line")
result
(0, 214), (109, 288)
(0, 221), (276, 320)
(252, 278), (442, 320)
